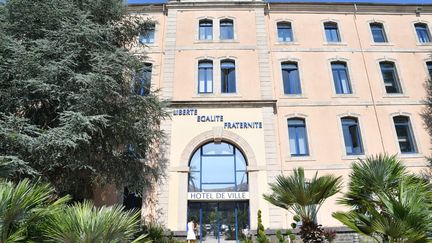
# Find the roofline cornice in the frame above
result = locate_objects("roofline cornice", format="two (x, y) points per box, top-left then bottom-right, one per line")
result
(266, 2), (432, 14)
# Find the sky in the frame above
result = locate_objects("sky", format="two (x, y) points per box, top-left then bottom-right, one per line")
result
(127, 0), (432, 4)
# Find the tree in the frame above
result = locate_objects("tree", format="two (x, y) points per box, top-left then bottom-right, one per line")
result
(263, 167), (343, 242)
(0, 0), (167, 201)
(0, 179), (69, 242)
(333, 154), (432, 242)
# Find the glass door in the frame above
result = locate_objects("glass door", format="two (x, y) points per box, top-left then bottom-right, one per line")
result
(188, 202), (249, 243)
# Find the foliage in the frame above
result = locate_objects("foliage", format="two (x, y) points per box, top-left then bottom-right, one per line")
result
(256, 209), (270, 243)
(263, 167), (342, 242)
(43, 201), (149, 243)
(0, 179), (150, 242)
(141, 222), (177, 243)
(0, 0), (167, 199)
(276, 229), (295, 243)
(323, 229), (337, 243)
(333, 154), (432, 242)
(0, 179), (69, 242)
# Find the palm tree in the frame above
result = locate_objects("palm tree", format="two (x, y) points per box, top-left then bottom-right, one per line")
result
(333, 154), (432, 242)
(0, 179), (69, 242)
(42, 201), (149, 243)
(263, 167), (343, 242)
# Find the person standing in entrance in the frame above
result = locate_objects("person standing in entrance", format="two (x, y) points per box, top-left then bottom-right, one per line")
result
(186, 218), (196, 243)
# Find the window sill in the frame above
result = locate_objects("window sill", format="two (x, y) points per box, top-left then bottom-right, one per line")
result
(323, 42), (347, 46)
(194, 40), (239, 44)
(370, 42), (394, 46)
(416, 42), (432, 46)
(192, 94), (243, 98)
(398, 153), (424, 159)
(382, 94), (409, 98)
(342, 154), (366, 160)
(275, 41), (299, 46)
(280, 95), (308, 99)
(285, 156), (316, 162)
(332, 94), (359, 98)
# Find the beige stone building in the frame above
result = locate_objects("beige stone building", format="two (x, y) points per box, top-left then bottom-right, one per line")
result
(126, 0), (432, 241)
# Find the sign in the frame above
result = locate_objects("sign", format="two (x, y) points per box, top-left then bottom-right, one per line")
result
(188, 192), (249, 201)
(173, 108), (262, 129)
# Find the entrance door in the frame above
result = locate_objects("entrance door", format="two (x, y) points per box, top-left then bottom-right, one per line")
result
(188, 202), (249, 243)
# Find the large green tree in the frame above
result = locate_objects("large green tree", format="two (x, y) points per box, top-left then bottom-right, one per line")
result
(0, 0), (167, 200)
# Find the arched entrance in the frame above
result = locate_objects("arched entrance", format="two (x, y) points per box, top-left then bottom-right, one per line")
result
(187, 142), (250, 243)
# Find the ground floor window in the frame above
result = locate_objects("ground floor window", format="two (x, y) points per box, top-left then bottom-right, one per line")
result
(188, 202), (249, 243)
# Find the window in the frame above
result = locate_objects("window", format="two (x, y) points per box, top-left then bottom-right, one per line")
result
(331, 62), (352, 94)
(199, 19), (213, 40)
(221, 60), (236, 93)
(198, 60), (213, 93)
(370, 22), (388, 43)
(427, 61), (432, 77)
(288, 118), (309, 156)
(188, 142), (248, 192)
(324, 22), (341, 42)
(281, 62), (301, 95)
(379, 61), (402, 94)
(277, 22), (293, 42)
(139, 23), (155, 44)
(134, 63), (152, 96)
(393, 116), (417, 153)
(415, 23), (431, 43)
(341, 117), (364, 155)
(220, 19), (234, 40)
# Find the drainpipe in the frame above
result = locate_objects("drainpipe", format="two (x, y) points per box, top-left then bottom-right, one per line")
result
(352, 3), (386, 152)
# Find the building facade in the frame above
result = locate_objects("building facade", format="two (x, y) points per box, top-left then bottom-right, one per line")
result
(126, 0), (432, 241)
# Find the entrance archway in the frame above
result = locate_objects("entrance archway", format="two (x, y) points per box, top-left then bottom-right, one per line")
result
(187, 142), (250, 243)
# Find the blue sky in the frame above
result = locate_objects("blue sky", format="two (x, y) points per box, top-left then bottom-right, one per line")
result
(127, 0), (432, 4)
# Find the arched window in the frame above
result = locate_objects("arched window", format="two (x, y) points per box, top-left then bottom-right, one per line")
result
(341, 117), (364, 155)
(198, 60), (213, 93)
(134, 63), (152, 96)
(379, 61), (402, 94)
(331, 61), (352, 94)
(288, 118), (309, 156)
(277, 22), (293, 42)
(188, 142), (248, 192)
(415, 23), (431, 43)
(221, 59), (236, 93)
(220, 19), (234, 40)
(199, 19), (213, 40)
(324, 22), (341, 42)
(370, 22), (387, 43)
(281, 62), (301, 95)
(393, 116), (417, 153)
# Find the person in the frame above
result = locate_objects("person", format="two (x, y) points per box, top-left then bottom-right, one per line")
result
(186, 218), (196, 243)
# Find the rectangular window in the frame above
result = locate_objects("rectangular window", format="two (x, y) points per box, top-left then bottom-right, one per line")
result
(324, 22), (341, 42)
(199, 20), (213, 40)
(220, 20), (234, 40)
(282, 62), (301, 95)
(221, 60), (236, 93)
(198, 61), (213, 93)
(427, 62), (432, 77)
(331, 62), (352, 94)
(380, 62), (402, 94)
(393, 116), (417, 153)
(370, 23), (387, 43)
(139, 24), (155, 44)
(135, 63), (152, 96)
(415, 23), (431, 43)
(341, 118), (364, 155)
(277, 22), (293, 42)
(288, 118), (309, 156)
